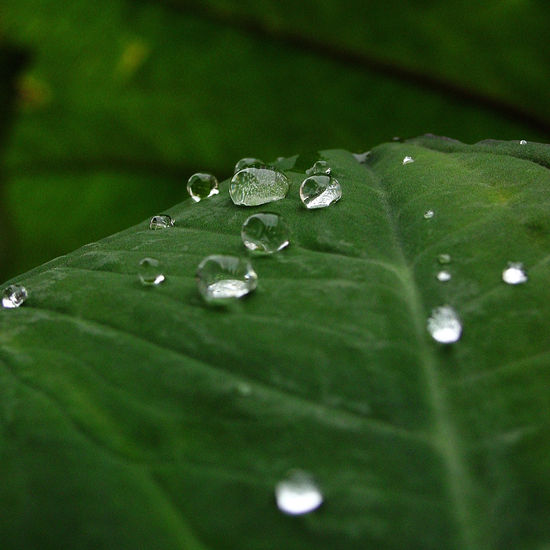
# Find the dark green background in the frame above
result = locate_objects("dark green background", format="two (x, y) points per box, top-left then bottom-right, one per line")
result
(1, 0), (549, 281)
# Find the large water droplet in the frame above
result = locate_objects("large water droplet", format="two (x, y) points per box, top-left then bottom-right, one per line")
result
(437, 253), (451, 264)
(234, 158), (265, 173)
(241, 212), (290, 254)
(138, 257), (165, 286)
(402, 156), (415, 165)
(306, 160), (331, 176)
(300, 175), (342, 209)
(2, 284), (28, 308)
(275, 470), (323, 516)
(519, 139), (527, 145)
(427, 306), (462, 344)
(230, 168), (290, 206)
(149, 214), (174, 230)
(502, 262), (528, 285)
(196, 255), (257, 303)
(424, 209), (434, 219)
(436, 270), (451, 282)
(187, 173), (219, 202)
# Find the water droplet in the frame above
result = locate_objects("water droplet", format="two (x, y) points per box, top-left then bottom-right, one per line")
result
(196, 255), (257, 303)
(427, 306), (462, 344)
(275, 470), (323, 516)
(234, 157), (265, 173)
(300, 175), (342, 209)
(424, 209), (434, 219)
(305, 160), (331, 176)
(402, 156), (415, 165)
(392, 136), (403, 142)
(353, 151), (370, 163)
(436, 270), (451, 282)
(2, 284), (28, 308)
(230, 168), (290, 206)
(502, 262), (527, 285)
(149, 214), (174, 230)
(186, 173), (219, 202)
(519, 139), (527, 145)
(437, 253), (451, 264)
(138, 257), (165, 286)
(241, 212), (290, 254)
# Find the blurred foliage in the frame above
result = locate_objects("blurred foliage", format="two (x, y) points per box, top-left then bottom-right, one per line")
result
(1, 0), (549, 281)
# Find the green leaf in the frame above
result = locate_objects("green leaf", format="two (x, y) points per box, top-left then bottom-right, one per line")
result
(1, 136), (549, 549)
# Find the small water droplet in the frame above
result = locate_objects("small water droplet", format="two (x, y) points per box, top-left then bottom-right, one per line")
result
(186, 173), (219, 202)
(436, 270), (451, 282)
(234, 158), (265, 173)
(392, 136), (403, 142)
(138, 257), (165, 286)
(306, 160), (331, 176)
(438, 253), (451, 264)
(230, 168), (290, 206)
(196, 255), (257, 303)
(275, 470), (323, 516)
(519, 140), (527, 145)
(300, 175), (342, 209)
(427, 306), (462, 344)
(353, 151), (370, 163)
(424, 209), (434, 219)
(502, 262), (527, 285)
(241, 212), (290, 254)
(2, 284), (28, 308)
(402, 156), (415, 165)
(149, 214), (174, 230)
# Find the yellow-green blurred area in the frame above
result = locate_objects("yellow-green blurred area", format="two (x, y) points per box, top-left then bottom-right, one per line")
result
(1, 0), (549, 282)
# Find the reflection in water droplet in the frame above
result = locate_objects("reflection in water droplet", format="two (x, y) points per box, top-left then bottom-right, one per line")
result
(402, 156), (415, 165)
(187, 173), (219, 202)
(502, 262), (528, 285)
(438, 253), (451, 265)
(275, 470), (323, 515)
(300, 175), (342, 209)
(353, 151), (370, 163)
(241, 212), (290, 254)
(519, 140), (527, 145)
(424, 209), (434, 219)
(149, 214), (174, 229)
(196, 255), (257, 303)
(306, 160), (331, 176)
(427, 306), (462, 344)
(436, 270), (451, 282)
(2, 284), (28, 308)
(230, 168), (290, 206)
(138, 258), (165, 286)
(234, 158), (265, 173)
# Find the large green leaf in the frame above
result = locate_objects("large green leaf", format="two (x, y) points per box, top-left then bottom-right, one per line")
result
(1, 136), (549, 549)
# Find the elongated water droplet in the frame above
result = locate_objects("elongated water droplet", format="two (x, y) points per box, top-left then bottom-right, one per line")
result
(186, 173), (219, 202)
(241, 212), (290, 254)
(2, 284), (28, 308)
(424, 209), (434, 219)
(234, 157), (265, 173)
(230, 168), (290, 206)
(436, 270), (451, 282)
(502, 262), (527, 285)
(306, 160), (331, 176)
(402, 156), (414, 165)
(149, 214), (174, 229)
(300, 175), (342, 209)
(519, 139), (527, 145)
(353, 151), (370, 163)
(275, 470), (323, 516)
(196, 255), (257, 303)
(138, 257), (165, 286)
(438, 253), (451, 264)
(427, 306), (462, 344)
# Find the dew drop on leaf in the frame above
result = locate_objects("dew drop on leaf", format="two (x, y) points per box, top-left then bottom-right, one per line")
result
(427, 306), (462, 344)
(186, 173), (219, 202)
(2, 284), (28, 308)
(519, 140), (527, 145)
(300, 175), (342, 209)
(275, 470), (323, 516)
(229, 168), (290, 206)
(353, 151), (370, 163)
(402, 156), (415, 165)
(436, 270), (451, 282)
(196, 255), (257, 303)
(149, 214), (174, 230)
(241, 212), (290, 254)
(502, 262), (528, 285)
(437, 253), (451, 264)
(138, 258), (165, 286)
(424, 209), (435, 219)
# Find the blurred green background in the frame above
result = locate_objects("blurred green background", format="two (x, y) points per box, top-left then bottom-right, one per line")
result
(1, 0), (549, 282)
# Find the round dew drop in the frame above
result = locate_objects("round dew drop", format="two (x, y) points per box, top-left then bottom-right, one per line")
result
(186, 173), (219, 202)
(402, 156), (415, 165)
(424, 209), (435, 219)
(149, 214), (174, 229)
(241, 212), (290, 254)
(436, 270), (451, 282)
(300, 174), (342, 209)
(2, 284), (28, 308)
(275, 470), (323, 516)
(427, 306), (462, 344)
(138, 258), (165, 286)
(437, 253), (451, 265)
(502, 262), (528, 285)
